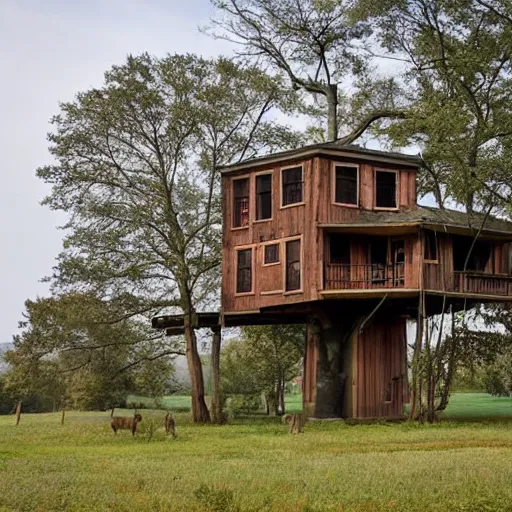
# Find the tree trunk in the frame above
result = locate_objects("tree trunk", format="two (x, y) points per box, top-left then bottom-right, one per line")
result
(437, 308), (458, 411)
(210, 326), (223, 424)
(61, 409), (66, 425)
(279, 372), (286, 416)
(275, 378), (282, 416)
(15, 401), (22, 426)
(314, 319), (351, 418)
(184, 314), (210, 424)
(409, 297), (425, 420)
(326, 84), (338, 141)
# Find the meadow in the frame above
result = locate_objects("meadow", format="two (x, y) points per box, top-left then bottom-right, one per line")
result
(1, 394), (512, 512)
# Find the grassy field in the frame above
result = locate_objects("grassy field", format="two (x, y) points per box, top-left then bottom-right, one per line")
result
(1, 394), (512, 512)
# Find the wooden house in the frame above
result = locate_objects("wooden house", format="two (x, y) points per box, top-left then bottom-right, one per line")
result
(220, 142), (512, 420)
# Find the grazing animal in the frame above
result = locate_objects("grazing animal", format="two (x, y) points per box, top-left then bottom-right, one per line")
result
(111, 414), (142, 436)
(164, 412), (176, 438)
(282, 414), (293, 425)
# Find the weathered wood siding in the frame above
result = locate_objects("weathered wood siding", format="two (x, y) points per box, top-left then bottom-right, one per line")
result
(302, 316), (407, 419)
(352, 317), (407, 419)
(222, 156), (419, 313)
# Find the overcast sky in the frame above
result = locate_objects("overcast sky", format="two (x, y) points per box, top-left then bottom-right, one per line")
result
(0, 0), (233, 342)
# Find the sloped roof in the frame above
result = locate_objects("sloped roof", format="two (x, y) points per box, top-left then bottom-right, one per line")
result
(219, 141), (422, 174)
(321, 206), (512, 237)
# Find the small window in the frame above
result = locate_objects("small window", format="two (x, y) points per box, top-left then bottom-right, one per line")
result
(233, 178), (249, 228)
(236, 249), (252, 293)
(256, 174), (272, 220)
(375, 170), (397, 208)
(264, 244), (279, 265)
(334, 165), (358, 205)
(424, 230), (438, 261)
(281, 166), (303, 206)
(285, 239), (301, 291)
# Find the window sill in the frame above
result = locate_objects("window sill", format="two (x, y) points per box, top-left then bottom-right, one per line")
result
(332, 202), (359, 208)
(261, 289), (283, 296)
(231, 225), (250, 231)
(283, 289), (303, 296)
(424, 259), (439, 264)
(262, 262), (280, 267)
(373, 206), (399, 211)
(280, 202), (305, 210)
(234, 291), (255, 297)
(254, 218), (272, 224)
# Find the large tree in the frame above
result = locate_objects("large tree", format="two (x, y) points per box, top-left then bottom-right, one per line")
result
(37, 53), (298, 423)
(209, 0), (407, 141)
(359, 0), (512, 213)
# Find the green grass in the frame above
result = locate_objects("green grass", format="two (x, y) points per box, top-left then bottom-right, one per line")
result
(2, 394), (512, 511)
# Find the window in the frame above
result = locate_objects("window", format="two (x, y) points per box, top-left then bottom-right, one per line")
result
(264, 243), (279, 265)
(256, 174), (272, 220)
(334, 165), (358, 205)
(233, 178), (249, 228)
(236, 249), (252, 293)
(329, 235), (350, 264)
(375, 170), (397, 208)
(285, 239), (301, 291)
(281, 166), (303, 206)
(424, 230), (438, 261)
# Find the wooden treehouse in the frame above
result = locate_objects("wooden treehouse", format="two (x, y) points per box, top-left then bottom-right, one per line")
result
(218, 141), (512, 420)
(153, 141), (512, 420)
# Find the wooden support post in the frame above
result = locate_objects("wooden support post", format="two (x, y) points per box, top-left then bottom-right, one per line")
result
(61, 409), (65, 425)
(210, 326), (223, 424)
(15, 401), (22, 426)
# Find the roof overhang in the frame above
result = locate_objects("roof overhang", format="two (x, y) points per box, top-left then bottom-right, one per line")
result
(319, 221), (512, 240)
(219, 148), (421, 175)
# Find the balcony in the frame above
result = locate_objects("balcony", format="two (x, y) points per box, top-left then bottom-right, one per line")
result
(324, 263), (405, 290)
(453, 271), (512, 296)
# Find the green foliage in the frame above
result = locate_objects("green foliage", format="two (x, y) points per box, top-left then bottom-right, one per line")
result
(358, 0), (512, 212)
(221, 325), (304, 415)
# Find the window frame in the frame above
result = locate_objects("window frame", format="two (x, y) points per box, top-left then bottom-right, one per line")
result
(262, 241), (280, 267)
(254, 171), (273, 223)
(331, 162), (359, 208)
(374, 168), (399, 211)
(231, 175), (251, 230)
(424, 229), (439, 264)
(235, 245), (255, 296)
(280, 164), (305, 209)
(283, 235), (303, 294)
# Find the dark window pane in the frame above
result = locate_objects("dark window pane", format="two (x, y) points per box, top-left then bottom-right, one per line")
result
(329, 235), (350, 264)
(282, 167), (303, 206)
(285, 240), (301, 291)
(335, 166), (358, 205)
(236, 249), (252, 293)
(424, 231), (438, 261)
(264, 244), (279, 264)
(375, 171), (397, 208)
(233, 178), (249, 227)
(256, 174), (272, 220)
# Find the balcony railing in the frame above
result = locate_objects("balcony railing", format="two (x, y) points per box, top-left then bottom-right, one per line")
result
(324, 263), (405, 290)
(453, 271), (512, 296)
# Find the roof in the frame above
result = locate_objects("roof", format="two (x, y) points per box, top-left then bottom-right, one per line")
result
(219, 141), (422, 174)
(320, 206), (512, 238)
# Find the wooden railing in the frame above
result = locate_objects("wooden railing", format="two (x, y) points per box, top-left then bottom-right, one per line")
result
(453, 272), (512, 296)
(324, 263), (405, 290)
